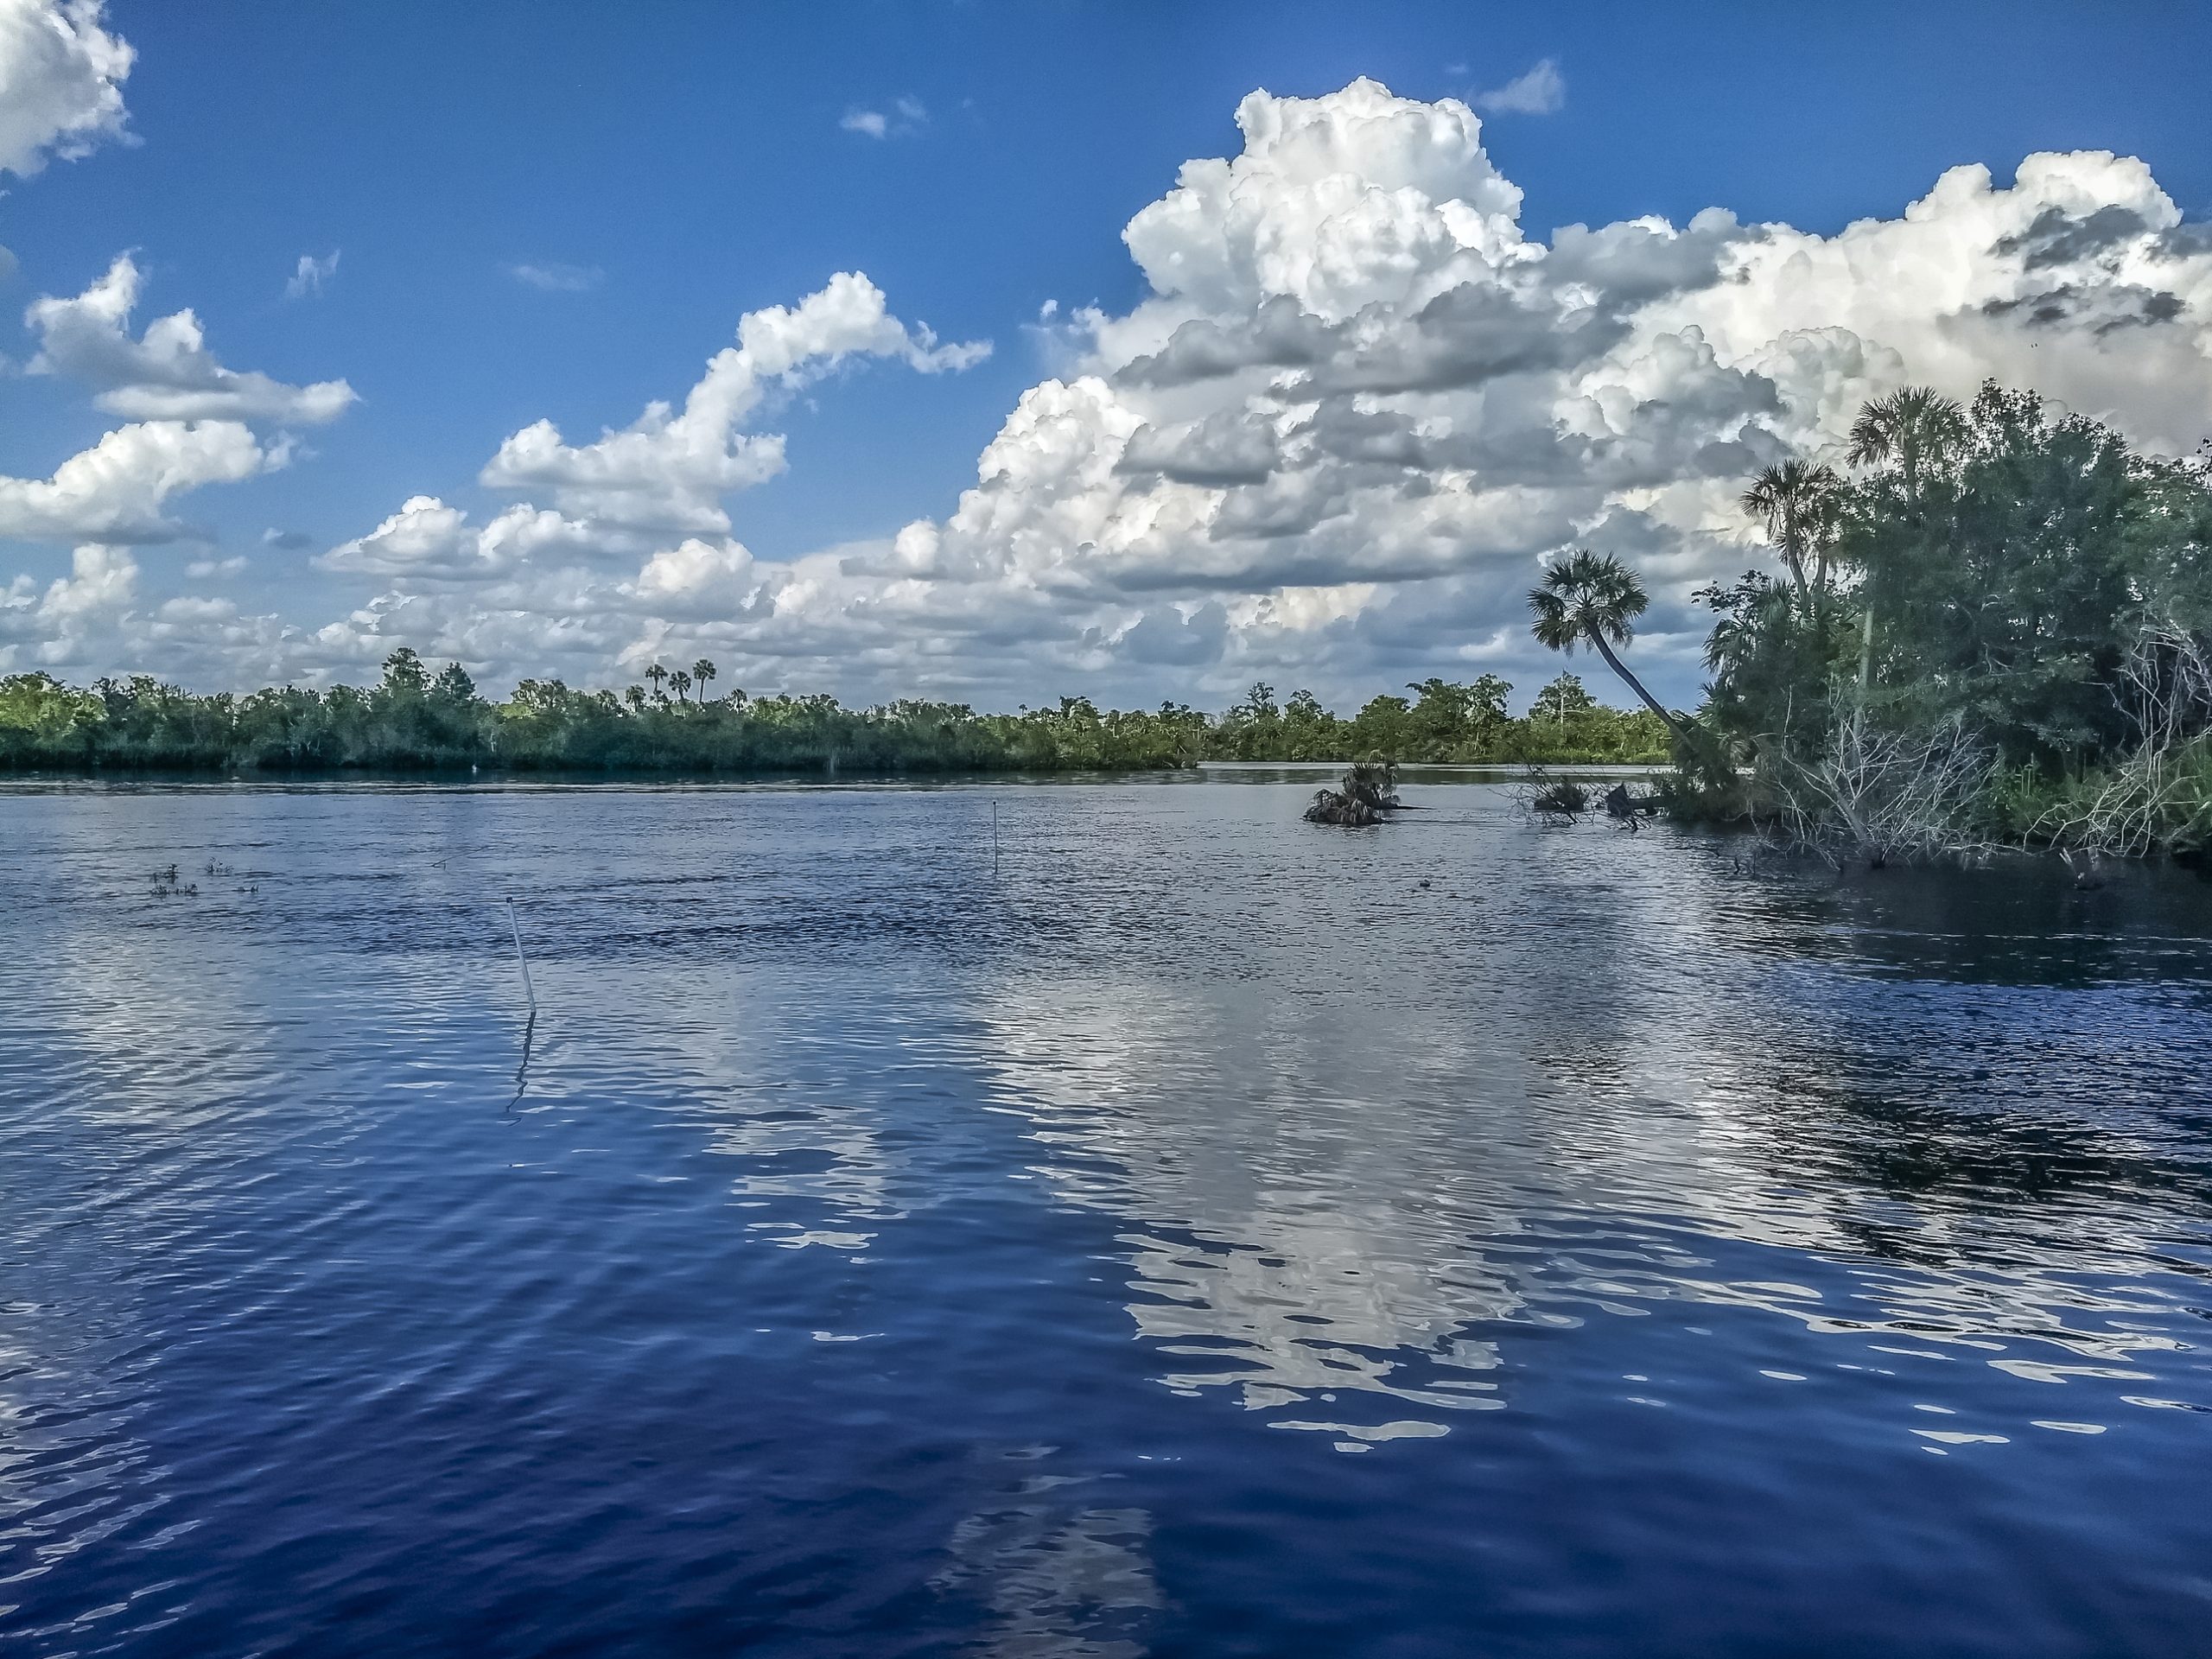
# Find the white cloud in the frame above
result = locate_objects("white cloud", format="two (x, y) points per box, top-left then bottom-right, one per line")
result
(1474, 59), (1564, 117)
(0, 0), (132, 179)
(186, 554), (246, 578)
(509, 262), (604, 293)
(316, 497), (598, 582)
(0, 420), (277, 543)
(477, 269), (988, 535)
(38, 541), (134, 618)
(841, 97), (926, 140)
(284, 250), (340, 300)
(28, 254), (359, 423)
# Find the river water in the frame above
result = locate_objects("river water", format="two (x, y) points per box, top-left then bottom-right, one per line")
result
(2, 775), (2209, 1657)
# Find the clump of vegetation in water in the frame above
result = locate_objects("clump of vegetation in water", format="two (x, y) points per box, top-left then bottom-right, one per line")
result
(1520, 770), (1590, 823)
(1305, 763), (1402, 826)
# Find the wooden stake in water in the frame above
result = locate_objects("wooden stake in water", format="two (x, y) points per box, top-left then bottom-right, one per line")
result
(506, 899), (537, 1010)
(992, 800), (1000, 872)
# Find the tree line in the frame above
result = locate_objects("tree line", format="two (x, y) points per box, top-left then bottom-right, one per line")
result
(0, 652), (1666, 776)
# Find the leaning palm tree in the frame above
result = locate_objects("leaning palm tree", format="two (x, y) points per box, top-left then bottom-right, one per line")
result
(1845, 387), (1967, 687)
(1529, 550), (1702, 755)
(690, 658), (717, 702)
(1740, 459), (1842, 607)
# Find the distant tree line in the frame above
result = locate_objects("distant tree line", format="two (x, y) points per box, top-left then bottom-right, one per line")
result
(0, 652), (1667, 777)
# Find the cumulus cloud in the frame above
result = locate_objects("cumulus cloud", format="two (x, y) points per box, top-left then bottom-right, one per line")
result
(477, 270), (988, 536)
(316, 497), (599, 582)
(0, 0), (132, 179)
(1474, 59), (1564, 117)
(509, 262), (603, 293)
(0, 420), (278, 543)
(17, 79), (2212, 707)
(284, 250), (340, 300)
(28, 254), (359, 423)
(38, 541), (134, 618)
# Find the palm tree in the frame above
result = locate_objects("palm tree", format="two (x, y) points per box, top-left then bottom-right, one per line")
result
(669, 670), (693, 705)
(1845, 387), (1966, 687)
(1847, 387), (1965, 501)
(624, 684), (647, 714)
(691, 658), (716, 702)
(645, 663), (668, 703)
(1528, 550), (1701, 753)
(1740, 460), (1841, 607)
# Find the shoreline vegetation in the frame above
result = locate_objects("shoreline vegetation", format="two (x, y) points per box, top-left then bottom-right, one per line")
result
(1675, 381), (2212, 866)
(5, 379), (2207, 862)
(0, 663), (1669, 778)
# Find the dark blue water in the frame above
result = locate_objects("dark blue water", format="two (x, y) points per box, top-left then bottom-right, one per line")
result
(3, 775), (2209, 1657)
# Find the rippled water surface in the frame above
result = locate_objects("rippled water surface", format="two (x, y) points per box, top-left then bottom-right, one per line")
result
(3, 775), (2210, 1657)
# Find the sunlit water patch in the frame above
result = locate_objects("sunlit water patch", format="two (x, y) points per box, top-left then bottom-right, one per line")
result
(2, 778), (2209, 1656)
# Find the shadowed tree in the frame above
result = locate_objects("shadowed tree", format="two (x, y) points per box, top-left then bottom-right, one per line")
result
(669, 669), (693, 705)
(1846, 387), (1967, 688)
(1528, 550), (1701, 754)
(645, 663), (668, 703)
(1741, 459), (1843, 608)
(691, 659), (717, 703)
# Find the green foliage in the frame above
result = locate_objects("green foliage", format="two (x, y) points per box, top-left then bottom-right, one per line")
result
(0, 658), (1671, 776)
(1703, 378), (2212, 855)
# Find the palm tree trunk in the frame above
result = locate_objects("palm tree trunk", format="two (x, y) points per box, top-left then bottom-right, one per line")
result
(1588, 631), (1730, 777)
(1588, 632), (1690, 743)
(1859, 601), (1876, 690)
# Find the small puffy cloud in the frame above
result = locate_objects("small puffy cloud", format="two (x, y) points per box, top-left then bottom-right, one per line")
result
(28, 254), (358, 423)
(261, 527), (310, 550)
(0, 420), (276, 543)
(509, 261), (604, 293)
(186, 554), (246, 578)
(1474, 58), (1565, 117)
(316, 497), (599, 583)
(284, 250), (339, 300)
(841, 96), (925, 139)
(0, 0), (133, 179)
(39, 543), (134, 619)
(630, 537), (758, 613)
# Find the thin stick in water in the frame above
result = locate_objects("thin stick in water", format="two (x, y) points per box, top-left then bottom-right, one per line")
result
(506, 899), (537, 1010)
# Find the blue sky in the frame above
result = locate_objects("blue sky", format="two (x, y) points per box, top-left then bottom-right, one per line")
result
(4, 2), (2210, 708)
